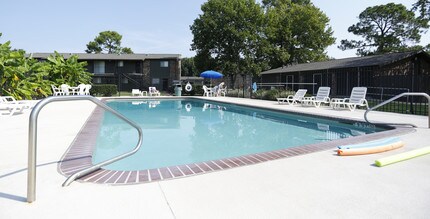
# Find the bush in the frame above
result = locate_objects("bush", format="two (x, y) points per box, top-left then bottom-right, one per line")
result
(252, 88), (295, 101)
(263, 89), (280, 100)
(91, 84), (117, 96)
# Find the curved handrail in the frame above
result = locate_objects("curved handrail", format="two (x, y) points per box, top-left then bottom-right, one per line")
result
(364, 92), (430, 128)
(27, 96), (143, 203)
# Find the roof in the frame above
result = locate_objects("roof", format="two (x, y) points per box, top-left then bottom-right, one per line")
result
(27, 53), (181, 61)
(261, 51), (427, 74)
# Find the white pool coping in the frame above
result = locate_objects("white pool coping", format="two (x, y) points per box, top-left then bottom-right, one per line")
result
(1, 97), (429, 218)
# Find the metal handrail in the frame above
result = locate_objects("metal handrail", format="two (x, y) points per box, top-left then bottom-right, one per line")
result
(28, 96), (143, 203)
(364, 92), (430, 128)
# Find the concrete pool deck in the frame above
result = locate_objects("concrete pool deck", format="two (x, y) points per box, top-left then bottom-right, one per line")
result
(1, 97), (429, 218)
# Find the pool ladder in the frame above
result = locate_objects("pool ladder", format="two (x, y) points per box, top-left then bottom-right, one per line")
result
(364, 92), (430, 128)
(27, 96), (143, 203)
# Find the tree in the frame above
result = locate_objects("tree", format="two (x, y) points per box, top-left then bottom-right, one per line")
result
(41, 52), (92, 86)
(1, 32), (92, 99)
(339, 3), (427, 56)
(1, 42), (50, 99)
(86, 31), (133, 54)
(181, 57), (198, 76)
(1, 40), (92, 99)
(262, 0), (311, 7)
(191, 0), (266, 86)
(413, 0), (430, 21)
(191, 0), (335, 82)
(263, 0), (335, 67)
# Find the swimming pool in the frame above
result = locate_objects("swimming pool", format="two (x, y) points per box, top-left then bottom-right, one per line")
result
(59, 97), (411, 184)
(91, 99), (385, 171)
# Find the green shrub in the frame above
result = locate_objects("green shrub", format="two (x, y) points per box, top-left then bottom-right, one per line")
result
(91, 84), (117, 96)
(253, 90), (265, 99)
(252, 89), (295, 101)
(226, 89), (251, 98)
(263, 89), (280, 100)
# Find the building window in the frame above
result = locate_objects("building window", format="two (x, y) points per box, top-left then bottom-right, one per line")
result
(135, 62), (142, 73)
(122, 78), (128, 84)
(93, 77), (102, 84)
(118, 61), (124, 67)
(152, 78), (160, 84)
(94, 61), (105, 74)
(160, 61), (169, 68)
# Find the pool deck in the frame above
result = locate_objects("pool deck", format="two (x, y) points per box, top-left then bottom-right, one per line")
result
(1, 97), (429, 218)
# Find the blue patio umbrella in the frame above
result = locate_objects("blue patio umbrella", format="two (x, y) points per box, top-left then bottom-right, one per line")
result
(200, 70), (223, 86)
(200, 70), (223, 79)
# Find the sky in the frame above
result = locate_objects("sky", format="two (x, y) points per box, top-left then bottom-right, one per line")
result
(0, 0), (428, 59)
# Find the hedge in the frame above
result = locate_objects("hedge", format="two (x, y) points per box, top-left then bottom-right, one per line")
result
(90, 84), (117, 96)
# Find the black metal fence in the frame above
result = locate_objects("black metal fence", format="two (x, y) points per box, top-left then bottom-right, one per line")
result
(258, 70), (429, 115)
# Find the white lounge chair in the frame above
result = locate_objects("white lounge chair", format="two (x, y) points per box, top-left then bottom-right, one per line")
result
(0, 96), (28, 116)
(149, 87), (160, 96)
(1, 96), (34, 108)
(331, 87), (369, 111)
(132, 89), (142, 96)
(302, 87), (331, 108)
(132, 89), (147, 96)
(277, 89), (307, 104)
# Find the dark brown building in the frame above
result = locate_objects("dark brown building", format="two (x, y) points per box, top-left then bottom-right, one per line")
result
(260, 51), (430, 98)
(30, 53), (181, 91)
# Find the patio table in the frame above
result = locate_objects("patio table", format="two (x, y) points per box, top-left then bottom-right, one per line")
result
(69, 87), (79, 95)
(301, 97), (315, 106)
(330, 98), (347, 109)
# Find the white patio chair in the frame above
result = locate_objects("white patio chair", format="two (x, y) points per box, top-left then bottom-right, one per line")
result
(301, 87), (331, 108)
(51, 85), (64, 96)
(84, 84), (92, 95)
(149, 87), (160, 96)
(217, 82), (227, 97)
(331, 87), (369, 111)
(132, 89), (142, 96)
(277, 89), (307, 104)
(60, 84), (70, 96)
(202, 85), (213, 97)
(77, 84), (87, 95)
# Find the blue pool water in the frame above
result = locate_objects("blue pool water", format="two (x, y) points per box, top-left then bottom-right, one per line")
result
(92, 99), (384, 170)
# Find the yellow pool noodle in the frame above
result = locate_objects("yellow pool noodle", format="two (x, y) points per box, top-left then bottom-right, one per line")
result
(375, 146), (430, 167)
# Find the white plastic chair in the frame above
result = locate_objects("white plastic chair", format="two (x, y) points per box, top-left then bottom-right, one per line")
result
(51, 85), (64, 96)
(277, 89), (307, 104)
(217, 82), (227, 97)
(149, 87), (160, 96)
(60, 84), (70, 95)
(132, 89), (142, 96)
(202, 85), (213, 97)
(0, 96), (28, 116)
(84, 85), (92, 95)
(302, 87), (331, 107)
(331, 87), (369, 111)
(77, 84), (87, 95)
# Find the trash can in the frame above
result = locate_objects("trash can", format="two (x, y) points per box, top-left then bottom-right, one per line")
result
(174, 85), (182, 96)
